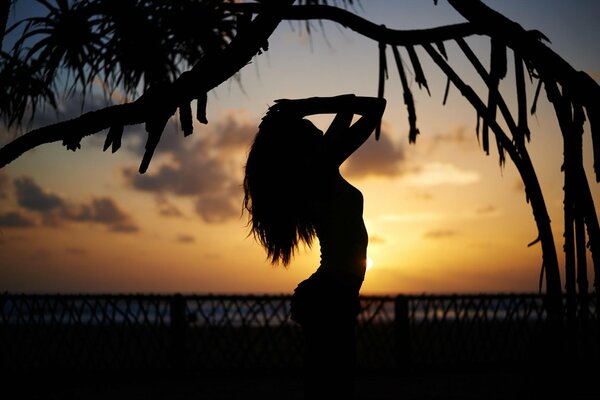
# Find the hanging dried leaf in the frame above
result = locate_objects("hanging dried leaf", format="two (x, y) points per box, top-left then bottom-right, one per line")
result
(442, 77), (451, 105)
(528, 236), (541, 247)
(573, 102), (586, 129)
(496, 135), (506, 166)
(376, 41), (388, 140)
(378, 41), (388, 98)
(392, 45), (419, 143)
(197, 92), (208, 124)
(475, 111), (481, 145)
(482, 39), (507, 155)
(406, 45), (430, 96)
(435, 41), (448, 60)
(103, 124), (123, 153)
(481, 112), (490, 154)
(62, 136), (81, 152)
(179, 101), (193, 137)
(514, 52), (531, 144)
(583, 101), (600, 181)
(538, 262), (545, 293)
(140, 117), (168, 174)
(531, 78), (543, 115)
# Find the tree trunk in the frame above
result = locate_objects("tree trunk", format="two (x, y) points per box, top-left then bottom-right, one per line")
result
(423, 43), (563, 319)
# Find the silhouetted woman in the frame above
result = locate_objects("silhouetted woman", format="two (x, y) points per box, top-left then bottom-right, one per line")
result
(243, 94), (386, 398)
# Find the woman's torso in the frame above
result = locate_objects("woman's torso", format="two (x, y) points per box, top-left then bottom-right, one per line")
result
(313, 170), (368, 291)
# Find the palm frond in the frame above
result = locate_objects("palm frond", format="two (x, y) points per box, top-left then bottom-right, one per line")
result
(392, 45), (419, 144)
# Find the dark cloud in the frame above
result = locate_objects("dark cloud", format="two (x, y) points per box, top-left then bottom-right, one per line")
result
(424, 126), (476, 154)
(30, 248), (53, 260)
(176, 234), (195, 243)
(110, 222), (139, 233)
(513, 179), (525, 193)
(475, 205), (497, 215)
(423, 229), (459, 239)
(14, 176), (64, 212)
(155, 195), (184, 218)
(6, 173), (138, 233)
(61, 197), (139, 233)
(211, 112), (257, 150)
(0, 171), (11, 199)
(414, 192), (434, 201)
(124, 154), (228, 196)
(0, 211), (36, 227)
(65, 247), (87, 256)
(342, 127), (405, 179)
(89, 198), (130, 224)
(122, 112), (256, 223)
(369, 235), (385, 244)
(194, 190), (241, 224)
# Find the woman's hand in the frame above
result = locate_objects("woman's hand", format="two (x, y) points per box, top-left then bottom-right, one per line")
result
(270, 94), (358, 117)
(264, 98), (304, 119)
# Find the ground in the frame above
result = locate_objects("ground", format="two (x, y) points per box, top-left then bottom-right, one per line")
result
(7, 368), (599, 400)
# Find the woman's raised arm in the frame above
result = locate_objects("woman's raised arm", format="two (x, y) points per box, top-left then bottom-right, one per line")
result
(270, 94), (386, 167)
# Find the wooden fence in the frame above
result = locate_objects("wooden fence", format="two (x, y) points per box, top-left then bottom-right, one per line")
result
(1, 293), (597, 372)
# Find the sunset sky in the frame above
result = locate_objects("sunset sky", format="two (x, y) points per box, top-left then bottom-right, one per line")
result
(1, 0), (599, 295)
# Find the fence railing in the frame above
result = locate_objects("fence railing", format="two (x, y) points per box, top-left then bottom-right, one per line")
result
(1, 293), (597, 372)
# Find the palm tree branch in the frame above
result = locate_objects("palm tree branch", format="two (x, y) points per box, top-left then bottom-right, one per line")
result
(0, 0), (295, 171)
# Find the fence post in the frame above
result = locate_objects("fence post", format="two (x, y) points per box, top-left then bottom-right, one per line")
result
(170, 293), (187, 370)
(394, 295), (410, 371)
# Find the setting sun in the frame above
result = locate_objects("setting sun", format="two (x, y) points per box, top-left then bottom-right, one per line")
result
(366, 257), (374, 271)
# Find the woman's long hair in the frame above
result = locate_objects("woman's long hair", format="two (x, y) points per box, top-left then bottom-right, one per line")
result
(243, 110), (322, 266)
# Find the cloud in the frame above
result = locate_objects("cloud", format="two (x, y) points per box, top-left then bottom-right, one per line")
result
(402, 162), (479, 187)
(176, 234), (195, 244)
(61, 197), (139, 232)
(6, 175), (138, 233)
(380, 212), (444, 223)
(211, 111), (257, 150)
(0, 211), (36, 227)
(155, 195), (184, 218)
(423, 229), (459, 239)
(194, 191), (241, 223)
(422, 126), (477, 154)
(29, 248), (53, 261)
(14, 176), (65, 212)
(124, 155), (229, 196)
(0, 171), (11, 199)
(122, 111), (256, 223)
(380, 206), (499, 225)
(369, 235), (385, 244)
(110, 222), (139, 233)
(342, 126), (406, 179)
(513, 179), (525, 193)
(65, 247), (87, 256)
(475, 205), (498, 216)
(125, 109), (256, 161)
